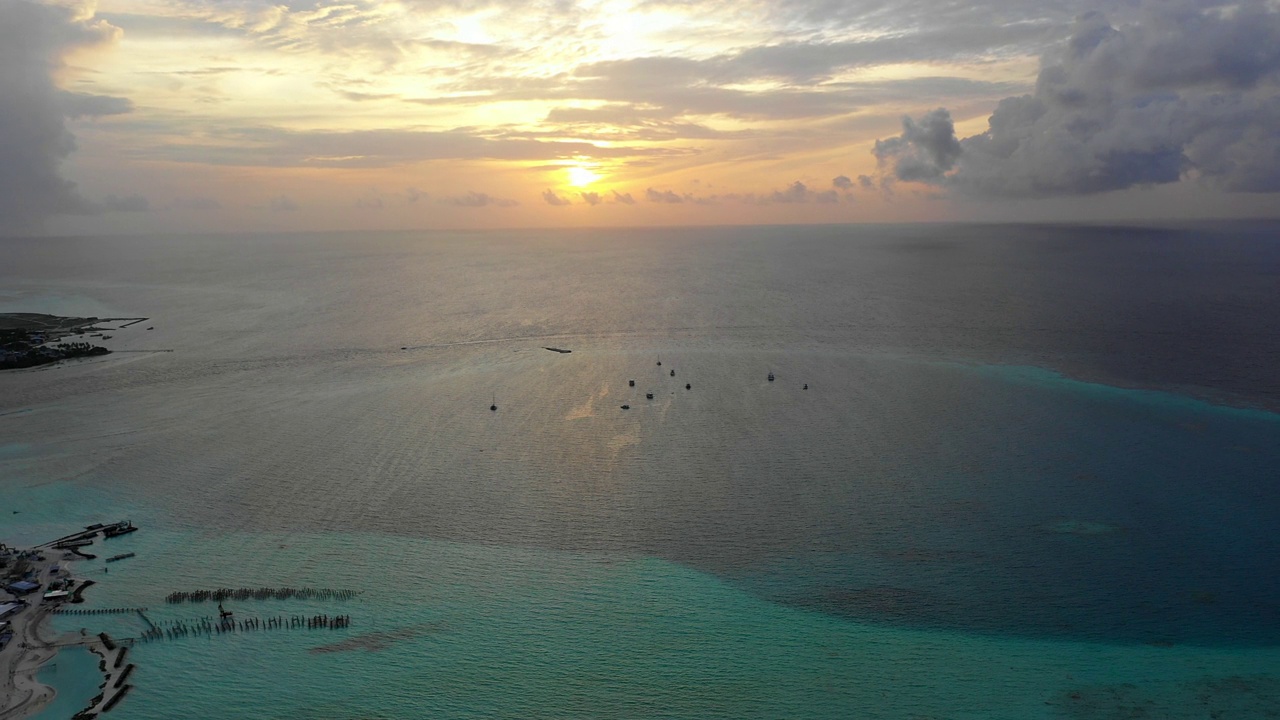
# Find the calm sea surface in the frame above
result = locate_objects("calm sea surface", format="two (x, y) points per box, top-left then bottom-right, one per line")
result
(2, 223), (1279, 718)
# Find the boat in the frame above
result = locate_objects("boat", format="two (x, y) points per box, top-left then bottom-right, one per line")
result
(103, 521), (136, 538)
(803, 384), (808, 390)
(670, 369), (675, 377)
(629, 380), (635, 387)
(685, 384), (691, 390)
(768, 371), (775, 382)
(621, 404), (630, 410)
(656, 356), (661, 366)
(490, 394), (497, 412)
(646, 393), (654, 399)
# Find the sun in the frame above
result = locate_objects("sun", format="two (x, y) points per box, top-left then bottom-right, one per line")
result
(566, 165), (601, 187)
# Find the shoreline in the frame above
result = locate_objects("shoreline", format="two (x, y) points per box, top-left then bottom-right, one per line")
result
(0, 525), (136, 719)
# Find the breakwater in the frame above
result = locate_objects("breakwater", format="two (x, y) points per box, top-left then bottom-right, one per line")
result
(139, 614), (352, 642)
(165, 587), (360, 603)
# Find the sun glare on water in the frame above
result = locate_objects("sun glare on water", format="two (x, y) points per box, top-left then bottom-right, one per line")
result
(567, 166), (601, 187)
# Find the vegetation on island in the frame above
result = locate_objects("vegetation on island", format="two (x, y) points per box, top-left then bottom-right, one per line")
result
(0, 313), (111, 369)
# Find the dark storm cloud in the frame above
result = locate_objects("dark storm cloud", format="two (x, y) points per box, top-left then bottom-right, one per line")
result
(0, 0), (126, 234)
(873, 2), (1280, 197)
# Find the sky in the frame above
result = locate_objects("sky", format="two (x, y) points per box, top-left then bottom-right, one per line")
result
(3, 0), (1280, 236)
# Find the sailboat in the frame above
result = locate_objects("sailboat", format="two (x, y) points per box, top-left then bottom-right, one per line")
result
(490, 394), (497, 412)
(768, 371), (775, 382)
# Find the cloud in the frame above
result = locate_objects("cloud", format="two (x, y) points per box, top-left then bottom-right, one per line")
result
(439, 191), (518, 208)
(167, 196), (222, 211)
(611, 190), (636, 205)
(643, 181), (845, 206)
(873, 108), (962, 182)
(267, 195), (298, 212)
(646, 188), (686, 204)
(146, 125), (691, 168)
(102, 194), (149, 212)
(832, 175), (853, 190)
(858, 174), (876, 190)
(541, 189), (571, 206)
(423, 41), (1034, 124)
(57, 90), (133, 119)
(769, 181), (839, 204)
(580, 191), (602, 206)
(873, 3), (1280, 196)
(0, 0), (125, 234)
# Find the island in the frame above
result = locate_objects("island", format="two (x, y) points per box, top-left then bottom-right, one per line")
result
(1, 314), (111, 370)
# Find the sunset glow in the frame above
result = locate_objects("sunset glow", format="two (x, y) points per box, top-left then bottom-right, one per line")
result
(2, 0), (1278, 236)
(567, 166), (602, 188)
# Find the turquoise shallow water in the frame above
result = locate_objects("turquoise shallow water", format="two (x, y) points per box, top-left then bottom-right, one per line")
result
(28, 523), (1280, 720)
(28, 646), (102, 720)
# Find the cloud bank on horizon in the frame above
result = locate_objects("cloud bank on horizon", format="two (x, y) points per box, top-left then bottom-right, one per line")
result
(1, 0), (1278, 234)
(874, 3), (1280, 197)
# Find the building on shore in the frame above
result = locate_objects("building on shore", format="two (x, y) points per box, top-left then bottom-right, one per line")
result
(5, 580), (40, 596)
(0, 601), (25, 620)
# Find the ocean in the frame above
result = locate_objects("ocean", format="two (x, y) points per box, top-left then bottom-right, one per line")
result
(2, 222), (1279, 718)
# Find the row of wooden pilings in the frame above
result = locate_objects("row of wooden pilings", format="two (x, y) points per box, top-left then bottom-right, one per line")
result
(139, 613), (352, 642)
(165, 587), (360, 603)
